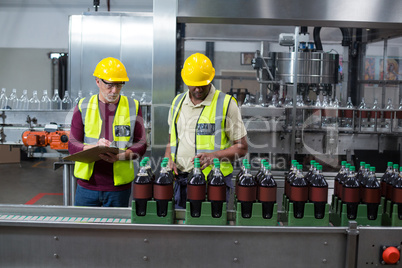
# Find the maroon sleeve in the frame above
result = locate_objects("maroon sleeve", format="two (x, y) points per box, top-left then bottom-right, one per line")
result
(128, 106), (147, 159)
(68, 105), (85, 155)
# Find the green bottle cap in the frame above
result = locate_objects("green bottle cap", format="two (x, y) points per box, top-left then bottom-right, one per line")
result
(310, 160), (316, 164)
(297, 164), (303, 170)
(214, 162), (220, 168)
(388, 162), (393, 166)
(370, 167), (375, 172)
(140, 161), (145, 167)
(194, 157), (200, 162)
(400, 167), (402, 172)
(360, 161), (365, 166)
(365, 164), (370, 169)
(194, 162), (200, 168)
(267, 164), (272, 170)
(393, 164), (399, 169)
(341, 161), (347, 165)
(317, 165), (323, 170)
(144, 157), (149, 162)
(350, 166), (355, 171)
(345, 163), (351, 168)
(161, 161), (167, 168)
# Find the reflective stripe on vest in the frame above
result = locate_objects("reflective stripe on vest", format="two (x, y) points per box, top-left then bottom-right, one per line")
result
(170, 90), (234, 177)
(74, 95), (139, 186)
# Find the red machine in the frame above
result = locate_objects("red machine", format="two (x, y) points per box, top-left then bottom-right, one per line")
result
(22, 130), (70, 150)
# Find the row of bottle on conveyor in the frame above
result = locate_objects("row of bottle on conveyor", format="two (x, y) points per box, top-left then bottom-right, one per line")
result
(333, 161), (402, 220)
(132, 157), (230, 219)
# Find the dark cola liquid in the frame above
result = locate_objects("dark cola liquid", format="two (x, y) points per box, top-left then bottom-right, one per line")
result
(258, 172), (277, 219)
(309, 172), (328, 219)
(237, 171), (256, 219)
(208, 172), (226, 218)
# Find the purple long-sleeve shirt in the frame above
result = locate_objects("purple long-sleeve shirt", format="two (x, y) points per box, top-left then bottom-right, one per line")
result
(68, 95), (147, 191)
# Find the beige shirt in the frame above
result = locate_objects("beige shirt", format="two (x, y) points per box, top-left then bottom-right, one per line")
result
(168, 84), (247, 172)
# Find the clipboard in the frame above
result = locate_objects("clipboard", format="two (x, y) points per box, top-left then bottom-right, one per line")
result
(64, 146), (122, 163)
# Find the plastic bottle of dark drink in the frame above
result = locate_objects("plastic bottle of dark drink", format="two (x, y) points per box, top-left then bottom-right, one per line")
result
(334, 161), (347, 198)
(356, 161), (366, 185)
(305, 160), (317, 184)
(342, 166), (360, 220)
(187, 158), (206, 217)
(163, 157), (175, 181)
(235, 159), (248, 196)
(207, 160), (226, 218)
(381, 162), (393, 197)
(133, 160), (153, 216)
(309, 164), (328, 219)
(290, 164), (309, 218)
(362, 167), (381, 220)
(258, 163), (277, 219)
(360, 164), (370, 187)
(255, 159), (267, 183)
(386, 164), (399, 206)
(236, 163), (257, 218)
(285, 160), (298, 199)
(143, 157), (156, 182)
(153, 160), (173, 217)
(391, 167), (402, 219)
(339, 163), (351, 201)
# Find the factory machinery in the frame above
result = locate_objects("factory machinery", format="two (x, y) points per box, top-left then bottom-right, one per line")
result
(2, 0), (402, 267)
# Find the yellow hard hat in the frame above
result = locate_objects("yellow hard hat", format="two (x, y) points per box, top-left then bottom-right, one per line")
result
(181, 53), (215, 86)
(93, 57), (129, 82)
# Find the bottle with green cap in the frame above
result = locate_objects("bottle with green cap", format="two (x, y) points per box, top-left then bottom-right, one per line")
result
(236, 163), (257, 218)
(305, 160), (316, 184)
(342, 166), (360, 219)
(391, 167), (402, 219)
(362, 166), (381, 220)
(255, 159), (268, 184)
(285, 160), (298, 199)
(359, 163), (371, 188)
(153, 160), (173, 217)
(133, 160), (153, 216)
(356, 161), (366, 185)
(258, 163), (277, 219)
(207, 159), (226, 218)
(187, 158), (206, 217)
(143, 157), (155, 182)
(386, 164), (399, 204)
(381, 162), (393, 197)
(309, 164), (328, 219)
(289, 164), (308, 218)
(339, 163), (351, 200)
(163, 157), (175, 181)
(334, 161), (347, 198)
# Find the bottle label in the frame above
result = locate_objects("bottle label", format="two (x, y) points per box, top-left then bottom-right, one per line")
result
(257, 186), (277, 202)
(342, 187), (360, 203)
(187, 184), (206, 201)
(133, 183), (152, 199)
(153, 184), (173, 200)
(392, 188), (402, 203)
(362, 188), (381, 204)
(236, 185), (257, 202)
(308, 186), (328, 202)
(344, 110), (354, 119)
(290, 186), (308, 202)
(207, 185), (226, 201)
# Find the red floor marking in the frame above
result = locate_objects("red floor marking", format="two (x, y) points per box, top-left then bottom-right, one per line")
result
(25, 193), (63, 205)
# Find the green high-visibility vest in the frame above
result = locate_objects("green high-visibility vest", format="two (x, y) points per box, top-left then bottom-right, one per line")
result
(74, 95), (139, 186)
(170, 89), (235, 177)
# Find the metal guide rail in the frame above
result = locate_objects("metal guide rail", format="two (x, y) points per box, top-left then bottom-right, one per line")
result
(0, 205), (401, 267)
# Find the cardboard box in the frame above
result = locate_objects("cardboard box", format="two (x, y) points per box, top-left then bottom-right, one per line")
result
(0, 145), (21, 164)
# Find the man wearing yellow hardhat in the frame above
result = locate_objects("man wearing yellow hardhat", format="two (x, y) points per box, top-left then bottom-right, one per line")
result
(165, 53), (248, 209)
(68, 57), (147, 207)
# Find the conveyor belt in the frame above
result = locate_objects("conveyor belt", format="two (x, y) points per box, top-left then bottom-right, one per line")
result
(0, 214), (131, 223)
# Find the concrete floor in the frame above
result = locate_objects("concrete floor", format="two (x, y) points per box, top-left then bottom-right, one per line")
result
(0, 158), (64, 206)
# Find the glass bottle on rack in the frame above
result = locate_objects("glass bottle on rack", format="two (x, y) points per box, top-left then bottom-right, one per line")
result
(74, 90), (83, 107)
(61, 90), (73, 110)
(311, 95), (322, 129)
(41, 90), (52, 110)
(384, 98), (394, 129)
(29, 90), (41, 110)
(358, 97), (369, 128)
(17, 89), (29, 110)
(342, 97), (354, 128)
(8, 88), (18, 110)
(370, 98), (380, 129)
(0, 88), (8, 110)
(333, 97), (341, 127)
(51, 89), (62, 110)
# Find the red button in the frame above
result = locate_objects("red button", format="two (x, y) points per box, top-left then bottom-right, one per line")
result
(382, 246), (400, 264)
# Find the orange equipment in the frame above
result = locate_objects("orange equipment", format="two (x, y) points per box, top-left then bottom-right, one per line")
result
(22, 130), (70, 151)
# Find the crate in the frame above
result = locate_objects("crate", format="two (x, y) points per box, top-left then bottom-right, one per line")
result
(287, 202), (330, 227)
(382, 200), (402, 227)
(131, 200), (174, 224)
(330, 203), (382, 227)
(236, 202), (278, 226)
(184, 201), (227, 225)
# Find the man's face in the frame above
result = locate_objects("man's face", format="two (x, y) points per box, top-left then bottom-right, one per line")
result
(96, 78), (124, 104)
(188, 84), (210, 102)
